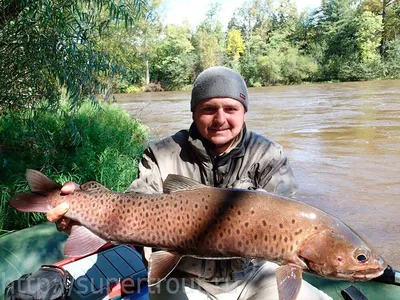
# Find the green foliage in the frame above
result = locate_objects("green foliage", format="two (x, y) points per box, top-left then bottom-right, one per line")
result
(384, 39), (400, 78)
(0, 103), (148, 230)
(226, 28), (245, 61)
(0, 0), (149, 111)
(151, 24), (196, 90)
(355, 11), (382, 62)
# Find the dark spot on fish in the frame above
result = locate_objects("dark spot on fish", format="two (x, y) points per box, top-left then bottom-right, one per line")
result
(138, 202), (142, 207)
(177, 216), (180, 221)
(127, 219), (132, 224)
(254, 234), (258, 240)
(198, 217), (202, 221)
(180, 207), (183, 211)
(141, 220), (145, 225)
(292, 219), (295, 224)
(238, 241), (242, 247)
(120, 215), (124, 220)
(290, 235), (293, 242)
(174, 204), (178, 208)
(94, 195), (98, 199)
(112, 208), (116, 213)
(281, 248), (285, 254)
(227, 217), (231, 221)
(144, 200), (147, 204)
(156, 204), (159, 209)
(145, 213), (149, 217)
(245, 222), (249, 227)
(157, 217), (160, 222)
(284, 237), (288, 243)
(218, 243), (223, 250)
(123, 230), (127, 235)
(172, 237), (176, 243)
(208, 194), (210, 198)
(83, 195), (87, 199)
(294, 229), (303, 236)
(264, 235), (268, 242)
(314, 226), (318, 230)
(168, 221), (171, 226)
(119, 199), (123, 204)
(236, 229), (240, 235)
(162, 231), (165, 236)
(205, 205), (208, 210)
(152, 236), (156, 241)
(246, 240), (249, 245)
(290, 245), (293, 251)
(279, 223), (283, 229)
(251, 210), (255, 214)
(279, 235), (282, 241)
(195, 204), (198, 209)
(179, 229), (182, 234)
(165, 203), (169, 207)
(187, 221), (190, 225)
(220, 232), (223, 238)
(273, 234), (277, 241)
(262, 220), (267, 226)
(238, 211), (241, 216)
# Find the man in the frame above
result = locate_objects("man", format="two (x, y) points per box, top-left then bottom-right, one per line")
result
(47, 66), (330, 299)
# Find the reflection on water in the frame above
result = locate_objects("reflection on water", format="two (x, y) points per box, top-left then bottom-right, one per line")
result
(117, 80), (400, 268)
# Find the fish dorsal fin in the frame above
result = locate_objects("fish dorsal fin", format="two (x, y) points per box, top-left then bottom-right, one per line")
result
(276, 264), (303, 300)
(163, 174), (206, 193)
(26, 169), (62, 195)
(64, 224), (108, 257)
(80, 181), (110, 193)
(148, 251), (183, 286)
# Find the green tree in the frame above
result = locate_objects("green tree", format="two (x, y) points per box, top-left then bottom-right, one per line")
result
(193, 3), (225, 69)
(0, 0), (148, 111)
(151, 23), (196, 90)
(226, 28), (246, 61)
(355, 11), (382, 62)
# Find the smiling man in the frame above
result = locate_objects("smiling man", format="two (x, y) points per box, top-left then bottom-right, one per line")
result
(47, 66), (330, 299)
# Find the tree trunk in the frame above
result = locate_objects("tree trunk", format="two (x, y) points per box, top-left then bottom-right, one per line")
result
(145, 59), (150, 85)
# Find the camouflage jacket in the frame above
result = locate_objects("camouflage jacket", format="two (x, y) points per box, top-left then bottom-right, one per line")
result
(126, 123), (298, 281)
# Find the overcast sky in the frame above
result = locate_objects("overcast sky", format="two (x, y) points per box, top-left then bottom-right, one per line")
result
(160, 0), (322, 29)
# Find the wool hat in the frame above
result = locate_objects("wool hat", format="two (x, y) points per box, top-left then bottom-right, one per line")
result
(190, 66), (249, 112)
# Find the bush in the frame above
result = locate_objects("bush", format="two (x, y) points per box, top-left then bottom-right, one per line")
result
(0, 103), (148, 231)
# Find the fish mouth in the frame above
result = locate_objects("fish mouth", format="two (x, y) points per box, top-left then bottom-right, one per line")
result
(351, 268), (385, 280)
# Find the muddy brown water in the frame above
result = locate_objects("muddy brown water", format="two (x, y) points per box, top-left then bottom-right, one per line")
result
(117, 80), (400, 268)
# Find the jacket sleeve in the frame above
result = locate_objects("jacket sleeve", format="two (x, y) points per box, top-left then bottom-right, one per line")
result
(125, 147), (164, 194)
(258, 144), (298, 198)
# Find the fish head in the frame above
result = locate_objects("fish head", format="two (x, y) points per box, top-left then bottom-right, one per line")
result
(298, 229), (386, 281)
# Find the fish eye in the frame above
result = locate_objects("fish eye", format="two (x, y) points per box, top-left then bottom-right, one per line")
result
(354, 248), (370, 263)
(357, 254), (367, 262)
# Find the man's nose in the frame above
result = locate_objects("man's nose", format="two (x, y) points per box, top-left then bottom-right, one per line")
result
(213, 109), (226, 124)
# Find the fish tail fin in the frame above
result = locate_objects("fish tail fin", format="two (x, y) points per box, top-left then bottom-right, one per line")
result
(26, 169), (62, 195)
(8, 169), (61, 213)
(9, 192), (52, 213)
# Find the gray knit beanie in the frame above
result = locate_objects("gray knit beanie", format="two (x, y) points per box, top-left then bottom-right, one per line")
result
(191, 66), (249, 112)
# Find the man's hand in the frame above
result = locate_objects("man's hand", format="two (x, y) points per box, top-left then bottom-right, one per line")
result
(46, 181), (80, 233)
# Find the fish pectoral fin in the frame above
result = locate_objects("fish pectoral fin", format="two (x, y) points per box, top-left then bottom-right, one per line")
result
(64, 225), (108, 257)
(276, 264), (303, 300)
(148, 251), (183, 286)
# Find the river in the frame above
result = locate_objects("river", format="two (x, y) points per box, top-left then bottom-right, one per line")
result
(117, 80), (400, 268)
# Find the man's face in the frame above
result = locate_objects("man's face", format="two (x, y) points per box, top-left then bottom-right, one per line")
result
(193, 97), (246, 154)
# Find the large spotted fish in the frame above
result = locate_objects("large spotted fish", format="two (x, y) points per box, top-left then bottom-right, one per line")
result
(10, 169), (386, 300)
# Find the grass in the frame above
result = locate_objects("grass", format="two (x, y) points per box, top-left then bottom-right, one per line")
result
(0, 102), (148, 231)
